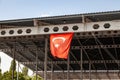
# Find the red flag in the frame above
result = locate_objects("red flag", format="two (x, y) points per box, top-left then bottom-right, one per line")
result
(50, 33), (73, 59)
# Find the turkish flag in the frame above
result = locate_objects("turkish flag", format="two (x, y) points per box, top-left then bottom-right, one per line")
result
(50, 33), (73, 59)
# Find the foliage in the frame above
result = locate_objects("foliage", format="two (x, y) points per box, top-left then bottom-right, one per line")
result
(2, 71), (12, 80)
(9, 60), (16, 72)
(17, 72), (26, 80)
(24, 75), (31, 80)
(0, 69), (2, 80)
(22, 66), (31, 80)
(0, 59), (43, 80)
(2, 70), (26, 80)
(22, 66), (28, 76)
(31, 75), (43, 80)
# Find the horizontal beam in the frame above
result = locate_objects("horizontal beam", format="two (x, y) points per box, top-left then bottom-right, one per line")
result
(20, 60), (120, 65)
(71, 44), (120, 49)
(37, 70), (120, 73)
(1, 44), (120, 52)
(0, 21), (120, 37)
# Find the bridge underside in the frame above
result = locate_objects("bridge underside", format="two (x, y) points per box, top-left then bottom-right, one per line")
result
(0, 32), (120, 79)
(1, 10), (120, 79)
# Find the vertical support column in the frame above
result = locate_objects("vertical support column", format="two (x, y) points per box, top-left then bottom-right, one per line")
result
(82, 15), (85, 23)
(0, 56), (1, 70)
(44, 37), (48, 80)
(67, 54), (70, 80)
(81, 15), (84, 80)
(95, 69), (97, 79)
(89, 62), (91, 80)
(42, 70), (44, 79)
(17, 61), (19, 80)
(80, 49), (83, 80)
(36, 48), (38, 80)
(118, 62), (120, 78)
(12, 48), (15, 80)
(63, 70), (65, 80)
(82, 15), (86, 31)
(33, 19), (39, 27)
(51, 63), (53, 80)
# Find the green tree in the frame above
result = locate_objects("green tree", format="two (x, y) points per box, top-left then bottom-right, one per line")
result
(9, 60), (16, 72)
(2, 60), (26, 80)
(1, 59), (35, 80)
(2, 71), (12, 80)
(14, 71), (26, 80)
(2, 71), (25, 80)
(24, 75), (31, 80)
(0, 56), (1, 69)
(2, 59), (15, 80)
(31, 75), (43, 80)
(22, 66), (31, 80)
(22, 66), (28, 76)
(0, 69), (2, 80)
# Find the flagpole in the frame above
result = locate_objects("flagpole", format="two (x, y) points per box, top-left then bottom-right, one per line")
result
(44, 37), (48, 80)
(80, 48), (83, 80)
(67, 53), (70, 80)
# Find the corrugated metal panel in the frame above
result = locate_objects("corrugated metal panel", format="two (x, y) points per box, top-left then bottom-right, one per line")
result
(0, 10), (120, 26)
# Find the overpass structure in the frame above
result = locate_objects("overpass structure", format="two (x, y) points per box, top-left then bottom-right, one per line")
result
(0, 11), (120, 80)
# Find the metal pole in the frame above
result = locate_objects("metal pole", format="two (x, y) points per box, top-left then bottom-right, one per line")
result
(67, 54), (70, 80)
(12, 48), (15, 80)
(89, 62), (91, 80)
(81, 15), (85, 80)
(80, 49), (83, 80)
(96, 70), (98, 79)
(36, 48), (38, 80)
(63, 70), (64, 80)
(0, 57), (1, 70)
(44, 37), (48, 80)
(17, 61), (19, 80)
(42, 70), (44, 79)
(51, 63), (53, 80)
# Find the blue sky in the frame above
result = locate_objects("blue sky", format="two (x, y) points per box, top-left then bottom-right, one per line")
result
(0, 0), (120, 20)
(0, 0), (120, 75)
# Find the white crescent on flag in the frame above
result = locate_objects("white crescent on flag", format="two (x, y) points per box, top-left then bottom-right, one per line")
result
(52, 37), (66, 48)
